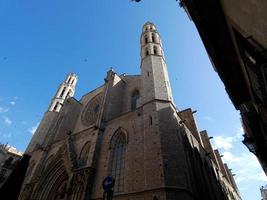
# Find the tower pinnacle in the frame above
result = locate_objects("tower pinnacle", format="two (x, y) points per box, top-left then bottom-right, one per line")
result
(48, 73), (78, 112)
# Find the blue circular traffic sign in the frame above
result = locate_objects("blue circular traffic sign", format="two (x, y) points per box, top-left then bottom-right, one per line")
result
(102, 176), (115, 191)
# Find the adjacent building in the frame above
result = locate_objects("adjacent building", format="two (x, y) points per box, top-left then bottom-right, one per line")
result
(0, 143), (23, 187)
(18, 23), (241, 200)
(179, 0), (267, 175)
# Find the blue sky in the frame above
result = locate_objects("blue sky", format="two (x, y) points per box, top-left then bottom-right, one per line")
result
(0, 0), (266, 199)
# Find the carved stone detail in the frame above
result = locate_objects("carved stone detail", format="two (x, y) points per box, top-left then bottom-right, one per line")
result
(66, 132), (78, 169)
(68, 167), (95, 200)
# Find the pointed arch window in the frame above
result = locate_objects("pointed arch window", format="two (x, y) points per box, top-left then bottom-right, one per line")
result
(152, 34), (155, 43)
(153, 46), (158, 55)
(109, 130), (127, 192)
(131, 90), (140, 110)
(78, 141), (91, 167)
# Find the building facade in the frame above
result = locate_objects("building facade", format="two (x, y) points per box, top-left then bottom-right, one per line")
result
(179, 0), (267, 175)
(0, 143), (23, 187)
(19, 23), (240, 200)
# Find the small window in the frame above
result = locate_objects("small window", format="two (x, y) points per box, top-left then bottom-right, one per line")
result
(152, 34), (155, 43)
(131, 90), (140, 110)
(60, 87), (66, 97)
(150, 116), (153, 125)
(66, 90), (71, 98)
(53, 102), (59, 111)
(146, 50), (149, 56)
(153, 46), (158, 55)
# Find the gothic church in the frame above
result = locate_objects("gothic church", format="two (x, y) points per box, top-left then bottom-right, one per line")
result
(19, 23), (241, 200)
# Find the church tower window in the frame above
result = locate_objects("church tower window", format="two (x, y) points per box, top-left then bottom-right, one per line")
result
(152, 34), (155, 43)
(66, 90), (71, 98)
(131, 90), (140, 110)
(109, 130), (126, 192)
(145, 48), (149, 56)
(53, 102), (59, 111)
(153, 46), (158, 55)
(60, 87), (66, 97)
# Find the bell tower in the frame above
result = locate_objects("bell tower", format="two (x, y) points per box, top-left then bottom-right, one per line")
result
(25, 73), (78, 153)
(140, 22), (173, 104)
(48, 73), (78, 112)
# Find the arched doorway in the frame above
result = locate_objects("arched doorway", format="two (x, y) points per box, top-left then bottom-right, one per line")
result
(32, 157), (69, 200)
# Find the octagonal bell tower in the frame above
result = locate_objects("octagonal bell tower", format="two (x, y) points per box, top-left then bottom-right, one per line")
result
(140, 22), (173, 104)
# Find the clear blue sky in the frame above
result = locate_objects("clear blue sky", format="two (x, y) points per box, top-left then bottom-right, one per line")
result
(0, 0), (266, 199)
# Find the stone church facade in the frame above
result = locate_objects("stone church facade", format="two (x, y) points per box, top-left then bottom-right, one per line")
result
(19, 23), (241, 200)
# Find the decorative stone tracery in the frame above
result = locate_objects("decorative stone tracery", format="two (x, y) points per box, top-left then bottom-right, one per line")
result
(81, 93), (103, 126)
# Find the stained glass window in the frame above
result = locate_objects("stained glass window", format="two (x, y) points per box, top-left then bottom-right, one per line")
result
(110, 131), (126, 192)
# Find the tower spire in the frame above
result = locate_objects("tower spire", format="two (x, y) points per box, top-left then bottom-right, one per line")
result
(48, 73), (78, 112)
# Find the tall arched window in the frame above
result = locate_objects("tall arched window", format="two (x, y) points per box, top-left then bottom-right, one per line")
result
(131, 90), (140, 110)
(78, 142), (91, 167)
(109, 130), (126, 192)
